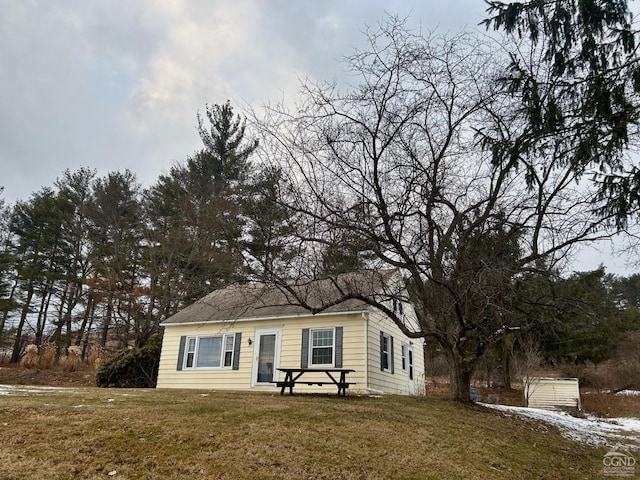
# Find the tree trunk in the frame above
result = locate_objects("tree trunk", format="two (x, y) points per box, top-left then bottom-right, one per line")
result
(75, 293), (94, 346)
(492, 353), (511, 389)
(448, 355), (474, 403)
(81, 313), (94, 359)
(11, 281), (35, 363)
(49, 284), (68, 348)
(101, 300), (113, 347)
(35, 282), (55, 346)
(64, 282), (80, 348)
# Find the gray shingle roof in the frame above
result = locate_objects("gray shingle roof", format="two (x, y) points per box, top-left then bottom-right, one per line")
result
(161, 270), (396, 325)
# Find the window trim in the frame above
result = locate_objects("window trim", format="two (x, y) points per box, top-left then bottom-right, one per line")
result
(308, 327), (336, 367)
(183, 334), (237, 370)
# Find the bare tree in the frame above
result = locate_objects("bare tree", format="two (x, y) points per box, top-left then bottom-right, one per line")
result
(252, 18), (617, 402)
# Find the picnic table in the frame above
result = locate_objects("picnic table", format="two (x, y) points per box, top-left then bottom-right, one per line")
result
(276, 368), (355, 396)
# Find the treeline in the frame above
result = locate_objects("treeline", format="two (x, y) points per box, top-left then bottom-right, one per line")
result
(2, 1), (640, 404)
(0, 103), (638, 384)
(0, 102), (291, 361)
(470, 268), (640, 389)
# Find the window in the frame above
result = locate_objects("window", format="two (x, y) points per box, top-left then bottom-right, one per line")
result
(310, 328), (334, 366)
(182, 334), (237, 369)
(223, 335), (235, 367)
(185, 337), (196, 368)
(381, 333), (390, 370)
(301, 327), (343, 369)
(400, 343), (414, 379)
(392, 298), (404, 316)
(197, 337), (222, 367)
(401, 343), (408, 373)
(380, 331), (394, 373)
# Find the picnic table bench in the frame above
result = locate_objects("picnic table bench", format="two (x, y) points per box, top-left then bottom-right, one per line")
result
(276, 368), (355, 396)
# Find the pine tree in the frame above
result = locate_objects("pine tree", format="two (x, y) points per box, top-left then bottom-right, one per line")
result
(145, 101), (258, 312)
(9, 188), (73, 361)
(87, 171), (146, 347)
(483, 0), (640, 225)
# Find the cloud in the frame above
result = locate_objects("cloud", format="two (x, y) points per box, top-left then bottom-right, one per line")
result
(0, 0), (488, 204)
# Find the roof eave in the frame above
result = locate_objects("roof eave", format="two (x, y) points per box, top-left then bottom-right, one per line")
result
(160, 308), (370, 327)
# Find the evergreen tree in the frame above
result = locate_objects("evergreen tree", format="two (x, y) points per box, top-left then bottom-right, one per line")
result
(9, 188), (73, 361)
(0, 189), (18, 348)
(197, 100), (258, 190)
(243, 166), (298, 280)
(541, 268), (640, 365)
(612, 273), (640, 308)
(87, 171), (146, 347)
(145, 101), (258, 311)
(483, 0), (640, 225)
(50, 168), (96, 349)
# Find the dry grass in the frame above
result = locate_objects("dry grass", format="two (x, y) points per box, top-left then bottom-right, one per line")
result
(581, 390), (640, 418)
(60, 346), (83, 373)
(0, 388), (616, 480)
(0, 363), (95, 387)
(19, 345), (39, 369)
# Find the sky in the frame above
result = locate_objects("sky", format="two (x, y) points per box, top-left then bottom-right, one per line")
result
(0, 0), (487, 204)
(0, 0), (635, 274)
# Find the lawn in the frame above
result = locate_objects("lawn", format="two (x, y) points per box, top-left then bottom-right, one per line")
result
(0, 386), (612, 480)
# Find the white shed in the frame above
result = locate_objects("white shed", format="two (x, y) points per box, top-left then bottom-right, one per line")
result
(523, 377), (581, 410)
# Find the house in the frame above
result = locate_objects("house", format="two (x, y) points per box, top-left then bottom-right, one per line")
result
(523, 377), (581, 410)
(156, 271), (425, 395)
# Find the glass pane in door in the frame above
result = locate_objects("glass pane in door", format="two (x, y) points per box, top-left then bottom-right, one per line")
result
(257, 334), (276, 383)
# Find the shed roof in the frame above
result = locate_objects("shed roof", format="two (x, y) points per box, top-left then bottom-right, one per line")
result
(161, 270), (397, 325)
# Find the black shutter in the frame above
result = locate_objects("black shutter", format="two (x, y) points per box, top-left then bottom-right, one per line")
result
(380, 331), (385, 371)
(301, 328), (310, 368)
(232, 332), (242, 370)
(335, 327), (343, 368)
(177, 336), (186, 371)
(390, 335), (395, 374)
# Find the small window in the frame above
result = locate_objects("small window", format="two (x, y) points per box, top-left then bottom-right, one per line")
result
(223, 335), (235, 367)
(310, 328), (334, 366)
(401, 343), (408, 373)
(186, 337), (196, 368)
(381, 333), (390, 371)
(392, 298), (404, 315)
(380, 331), (394, 373)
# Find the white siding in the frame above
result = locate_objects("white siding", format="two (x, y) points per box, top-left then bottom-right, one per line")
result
(366, 308), (425, 395)
(157, 313), (367, 393)
(157, 322), (255, 391)
(277, 314), (367, 393)
(524, 377), (581, 410)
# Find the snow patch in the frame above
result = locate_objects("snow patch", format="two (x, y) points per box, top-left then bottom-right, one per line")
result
(0, 384), (81, 396)
(616, 390), (640, 397)
(483, 403), (640, 450)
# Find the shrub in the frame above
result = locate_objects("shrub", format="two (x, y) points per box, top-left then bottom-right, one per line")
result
(38, 343), (56, 369)
(95, 334), (163, 388)
(20, 345), (39, 369)
(88, 345), (107, 370)
(60, 346), (83, 372)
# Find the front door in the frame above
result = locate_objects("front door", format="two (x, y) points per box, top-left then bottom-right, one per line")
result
(252, 328), (281, 386)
